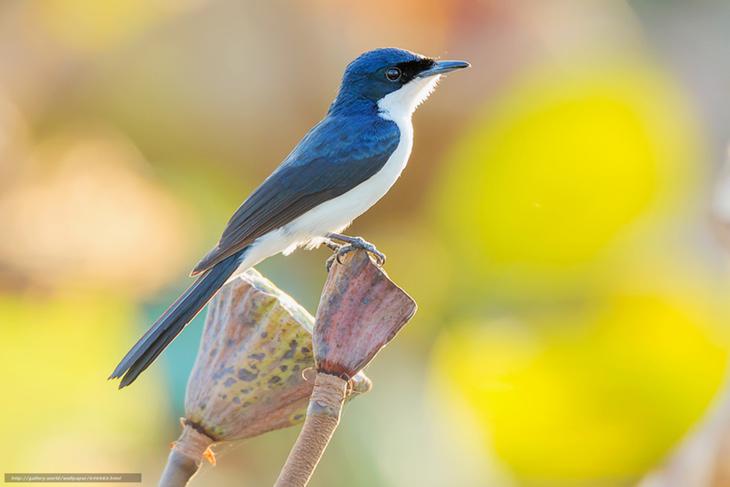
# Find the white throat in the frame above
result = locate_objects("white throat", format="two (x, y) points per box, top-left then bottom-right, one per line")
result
(376, 75), (441, 124)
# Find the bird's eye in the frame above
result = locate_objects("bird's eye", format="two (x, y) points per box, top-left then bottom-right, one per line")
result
(385, 67), (402, 82)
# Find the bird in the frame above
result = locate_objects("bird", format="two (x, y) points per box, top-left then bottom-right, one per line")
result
(109, 47), (469, 388)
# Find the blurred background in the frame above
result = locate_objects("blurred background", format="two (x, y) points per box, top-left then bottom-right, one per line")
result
(2, 0), (730, 485)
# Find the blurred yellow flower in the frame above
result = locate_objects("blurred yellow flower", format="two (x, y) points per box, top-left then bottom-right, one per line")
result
(431, 284), (728, 481)
(435, 58), (701, 288)
(0, 293), (167, 471)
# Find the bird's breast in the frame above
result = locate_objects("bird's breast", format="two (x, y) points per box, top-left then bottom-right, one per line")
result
(279, 118), (413, 240)
(326, 116), (413, 223)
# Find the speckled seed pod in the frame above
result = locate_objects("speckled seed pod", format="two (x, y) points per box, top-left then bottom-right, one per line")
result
(160, 269), (371, 487)
(185, 268), (371, 440)
(314, 250), (417, 379)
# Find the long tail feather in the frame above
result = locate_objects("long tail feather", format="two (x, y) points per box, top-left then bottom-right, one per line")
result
(109, 249), (246, 388)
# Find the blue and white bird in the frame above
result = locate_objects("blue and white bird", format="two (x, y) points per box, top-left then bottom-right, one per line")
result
(110, 47), (469, 388)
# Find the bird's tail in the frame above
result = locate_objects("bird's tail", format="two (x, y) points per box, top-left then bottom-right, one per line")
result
(109, 249), (246, 388)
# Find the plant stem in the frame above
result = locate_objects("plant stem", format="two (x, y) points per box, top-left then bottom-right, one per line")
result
(274, 373), (348, 487)
(159, 424), (214, 487)
(159, 449), (199, 487)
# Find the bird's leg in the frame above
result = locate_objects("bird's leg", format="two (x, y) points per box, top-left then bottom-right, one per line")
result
(325, 232), (386, 271)
(323, 238), (342, 252)
(323, 237), (344, 272)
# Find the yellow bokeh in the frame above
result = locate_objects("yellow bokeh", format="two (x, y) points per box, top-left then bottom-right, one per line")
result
(436, 58), (701, 283)
(0, 293), (168, 469)
(431, 279), (728, 481)
(426, 55), (727, 483)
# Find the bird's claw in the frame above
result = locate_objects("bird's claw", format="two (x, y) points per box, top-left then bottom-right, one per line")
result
(341, 237), (386, 266)
(325, 237), (386, 272)
(325, 254), (337, 272)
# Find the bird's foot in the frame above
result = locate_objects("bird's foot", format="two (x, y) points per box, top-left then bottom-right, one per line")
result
(325, 233), (386, 271)
(324, 239), (341, 252)
(323, 238), (342, 271)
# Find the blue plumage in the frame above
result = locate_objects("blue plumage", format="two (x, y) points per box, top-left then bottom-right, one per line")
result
(110, 48), (469, 388)
(329, 48), (433, 115)
(191, 110), (400, 274)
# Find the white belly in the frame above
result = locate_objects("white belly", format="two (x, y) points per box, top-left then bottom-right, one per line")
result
(236, 118), (412, 270)
(285, 119), (413, 240)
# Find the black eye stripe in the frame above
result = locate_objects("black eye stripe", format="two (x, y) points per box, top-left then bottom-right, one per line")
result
(375, 58), (436, 85)
(393, 59), (435, 83)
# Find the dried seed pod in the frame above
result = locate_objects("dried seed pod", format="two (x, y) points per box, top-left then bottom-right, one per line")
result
(314, 250), (417, 379)
(275, 250), (418, 487)
(185, 268), (370, 440)
(161, 269), (370, 486)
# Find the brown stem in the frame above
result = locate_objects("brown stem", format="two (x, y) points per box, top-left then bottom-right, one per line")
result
(159, 450), (199, 487)
(159, 424), (214, 487)
(273, 373), (348, 487)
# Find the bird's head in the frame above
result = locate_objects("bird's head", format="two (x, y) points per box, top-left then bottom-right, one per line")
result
(330, 48), (470, 119)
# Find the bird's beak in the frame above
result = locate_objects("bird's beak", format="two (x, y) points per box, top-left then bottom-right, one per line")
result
(416, 60), (471, 78)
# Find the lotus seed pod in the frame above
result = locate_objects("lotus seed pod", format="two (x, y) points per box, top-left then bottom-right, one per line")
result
(314, 250), (417, 379)
(183, 268), (370, 441)
(274, 250), (418, 487)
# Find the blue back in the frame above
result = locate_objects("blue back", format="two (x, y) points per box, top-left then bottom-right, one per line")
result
(191, 53), (407, 273)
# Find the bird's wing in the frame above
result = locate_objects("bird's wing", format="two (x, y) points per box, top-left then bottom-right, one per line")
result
(191, 115), (400, 275)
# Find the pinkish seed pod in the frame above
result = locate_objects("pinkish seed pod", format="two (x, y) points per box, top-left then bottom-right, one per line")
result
(314, 250), (417, 379)
(184, 268), (370, 442)
(161, 269), (370, 486)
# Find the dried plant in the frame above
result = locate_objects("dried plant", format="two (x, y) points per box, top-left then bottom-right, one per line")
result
(159, 269), (371, 487)
(275, 250), (417, 487)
